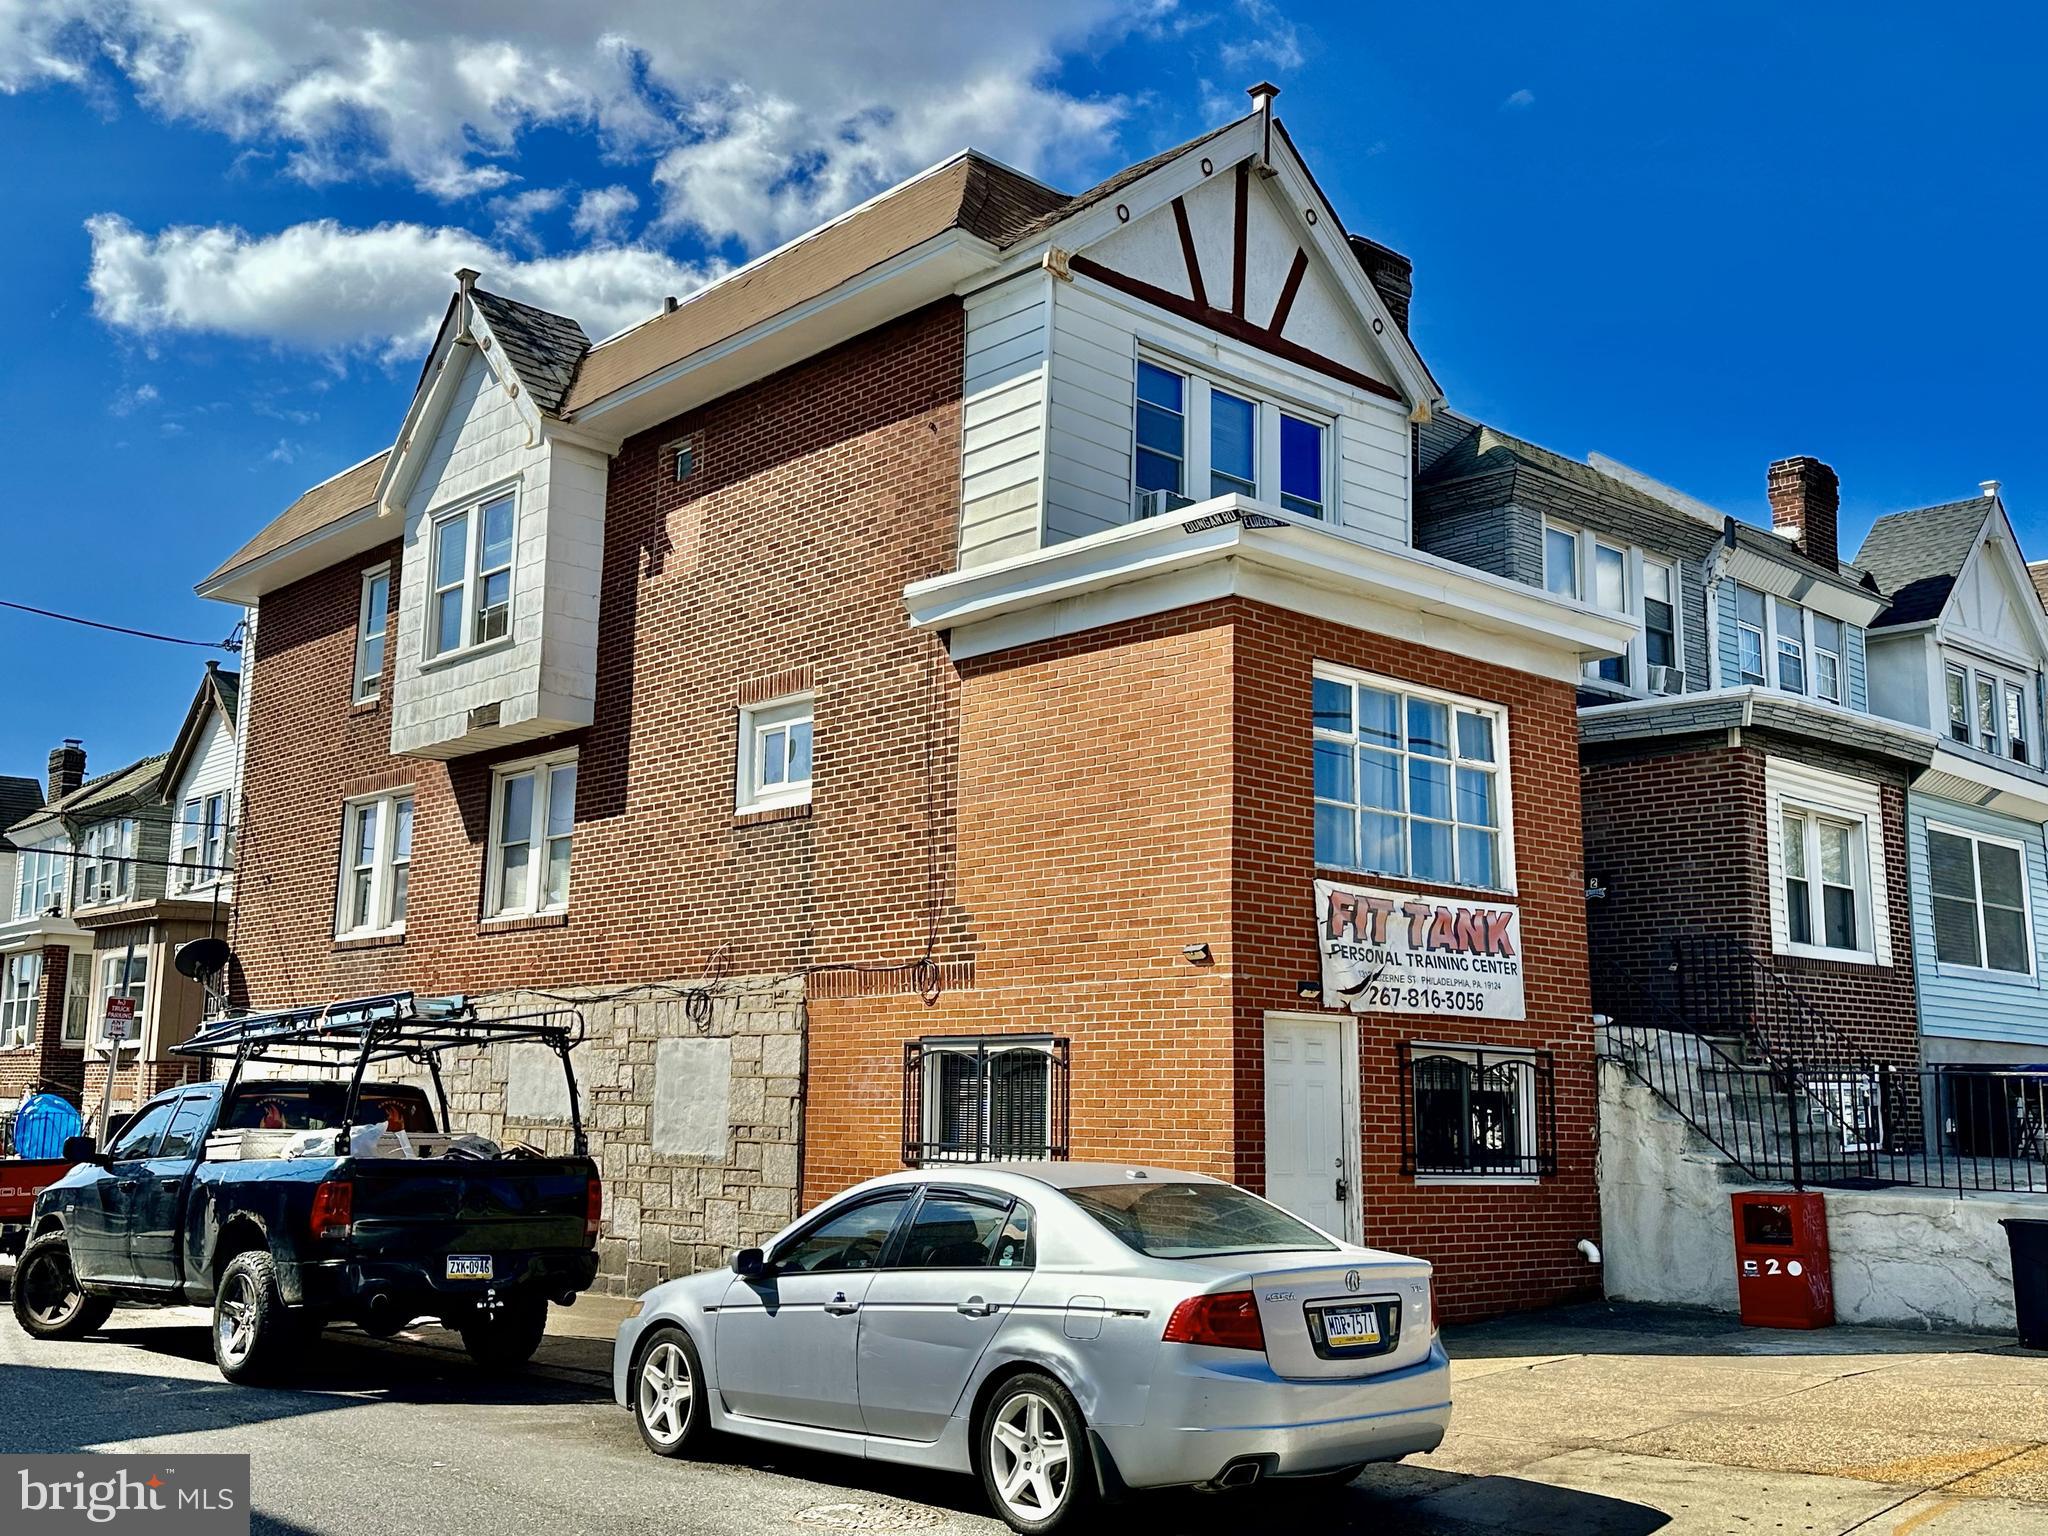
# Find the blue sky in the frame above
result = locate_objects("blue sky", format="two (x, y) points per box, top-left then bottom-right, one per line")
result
(2, 3), (2043, 777)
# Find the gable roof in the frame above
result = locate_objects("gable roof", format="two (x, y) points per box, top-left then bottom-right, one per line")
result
(1854, 497), (1996, 627)
(161, 662), (240, 798)
(0, 776), (42, 851)
(2029, 560), (2048, 613)
(204, 450), (389, 590)
(8, 753), (170, 840)
(469, 289), (591, 417)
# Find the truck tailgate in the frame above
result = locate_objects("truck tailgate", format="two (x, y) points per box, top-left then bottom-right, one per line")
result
(0, 1160), (71, 1223)
(344, 1157), (594, 1257)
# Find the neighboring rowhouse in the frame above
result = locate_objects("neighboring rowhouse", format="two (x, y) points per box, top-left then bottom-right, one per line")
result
(1, 745), (96, 1114)
(1416, 426), (1932, 1071)
(199, 91), (1634, 1316)
(1854, 485), (2048, 1067)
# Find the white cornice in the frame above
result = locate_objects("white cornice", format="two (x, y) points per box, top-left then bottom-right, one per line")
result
(1720, 543), (1886, 627)
(904, 495), (1637, 680)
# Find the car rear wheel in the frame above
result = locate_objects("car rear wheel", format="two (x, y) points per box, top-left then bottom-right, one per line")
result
(979, 1373), (1096, 1535)
(213, 1250), (293, 1382)
(634, 1325), (712, 1457)
(10, 1233), (113, 1341)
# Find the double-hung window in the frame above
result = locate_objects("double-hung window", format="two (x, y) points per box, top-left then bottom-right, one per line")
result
(1813, 616), (1844, 704)
(1774, 601), (1807, 693)
(1735, 586), (1769, 685)
(1131, 358), (1329, 520)
(354, 564), (390, 700)
(1943, 658), (2037, 763)
(1402, 1044), (1555, 1179)
(431, 491), (515, 656)
(2008, 683), (2031, 766)
(1781, 808), (1866, 954)
(15, 845), (65, 919)
(1313, 665), (1510, 891)
(77, 820), (136, 907)
(487, 751), (576, 918)
(0, 953), (39, 1050)
(1977, 675), (1999, 755)
(736, 694), (814, 814)
(336, 790), (413, 938)
(1644, 560), (1679, 674)
(1946, 664), (1972, 745)
(905, 1036), (1069, 1165)
(1546, 524), (1683, 691)
(1543, 526), (1580, 600)
(175, 793), (228, 891)
(1590, 542), (1629, 683)
(1929, 826), (2033, 976)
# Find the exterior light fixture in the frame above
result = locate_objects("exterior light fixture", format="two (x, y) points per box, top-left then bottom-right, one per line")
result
(1182, 943), (1213, 964)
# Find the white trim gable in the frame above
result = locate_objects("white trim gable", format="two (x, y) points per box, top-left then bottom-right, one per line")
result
(1939, 503), (2048, 669)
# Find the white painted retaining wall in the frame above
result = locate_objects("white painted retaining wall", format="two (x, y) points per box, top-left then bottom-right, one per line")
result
(1599, 1061), (2035, 1334)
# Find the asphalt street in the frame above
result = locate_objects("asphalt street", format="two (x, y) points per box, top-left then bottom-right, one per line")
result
(4, 1278), (2048, 1536)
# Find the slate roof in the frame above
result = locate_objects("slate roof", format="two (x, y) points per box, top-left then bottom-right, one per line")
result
(7, 754), (171, 839)
(469, 289), (590, 417)
(1853, 497), (1995, 627)
(0, 776), (42, 850)
(1419, 416), (1689, 525)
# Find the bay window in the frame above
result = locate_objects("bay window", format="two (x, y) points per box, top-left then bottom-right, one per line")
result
(15, 845), (65, 919)
(1131, 357), (1329, 520)
(487, 750), (577, 918)
(1945, 657), (2037, 763)
(1929, 826), (2033, 976)
(336, 790), (413, 938)
(1543, 527), (1579, 599)
(77, 819), (137, 907)
(431, 490), (516, 656)
(1313, 665), (1511, 891)
(1544, 523), (1682, 691)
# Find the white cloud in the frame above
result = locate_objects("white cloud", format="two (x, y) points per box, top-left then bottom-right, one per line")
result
(487, 187), (565, 253)
(1501, 88), (1535, 110)
(1218, 0), (1305, 74)
(109, 381), (159, 415)
(85, 213), (721, 357)
(5, 2), (1134, 244)
(571, 184), (640, 244)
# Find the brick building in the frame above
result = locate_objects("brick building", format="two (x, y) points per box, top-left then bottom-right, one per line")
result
(199, 95), (1634, 1315)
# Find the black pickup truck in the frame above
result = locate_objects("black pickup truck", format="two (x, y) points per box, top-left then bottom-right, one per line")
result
(10, 994), (601, 1383)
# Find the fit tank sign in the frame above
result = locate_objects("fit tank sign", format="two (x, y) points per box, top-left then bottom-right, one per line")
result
(1315, 878), (1525, 1020)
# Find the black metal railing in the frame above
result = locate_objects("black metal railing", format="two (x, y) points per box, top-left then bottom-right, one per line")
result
(1669, 935), (1870, 1076)
(1864, 1067), (2048, 1196)
(903, 1036), (1070, 1166)
(1398, 1044), (1558, 1177)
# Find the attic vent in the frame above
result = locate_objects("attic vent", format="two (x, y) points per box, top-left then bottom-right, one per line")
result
(670, 433), (702, 485)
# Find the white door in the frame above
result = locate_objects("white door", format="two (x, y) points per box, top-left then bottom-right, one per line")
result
(1263, 1015), (1356, 1240)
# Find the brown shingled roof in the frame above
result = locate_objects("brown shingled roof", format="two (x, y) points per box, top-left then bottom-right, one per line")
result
(560, 153), (1067, 411)
(205, 450), (388, 587)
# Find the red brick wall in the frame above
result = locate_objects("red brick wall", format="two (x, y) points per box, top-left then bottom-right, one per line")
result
(0, 944), (83, 1107)
(811, 597), (1602, 1321)
(1581, 732), (1919, 1068)
(232, 301), (971, 1005)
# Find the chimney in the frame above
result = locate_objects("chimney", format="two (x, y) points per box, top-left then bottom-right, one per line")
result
(1767, 455), (1840, 571)
(47, 740), (84, 802)
(1349, 235), (1414, 336)
(663, 295), (679, 314)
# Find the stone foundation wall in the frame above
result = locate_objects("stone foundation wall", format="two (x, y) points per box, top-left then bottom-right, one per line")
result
(417, 974), (804, 1294)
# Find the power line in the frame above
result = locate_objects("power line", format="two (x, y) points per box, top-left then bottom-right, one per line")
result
(0, 599), (242, 653)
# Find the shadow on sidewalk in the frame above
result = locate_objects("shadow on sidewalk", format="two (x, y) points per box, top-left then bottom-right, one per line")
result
(1447, 1300), (2021, 1361)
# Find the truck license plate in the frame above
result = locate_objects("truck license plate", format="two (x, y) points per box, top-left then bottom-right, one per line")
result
(446, 1255), (494, 1281)
(1320, 1307), (1381, 1348)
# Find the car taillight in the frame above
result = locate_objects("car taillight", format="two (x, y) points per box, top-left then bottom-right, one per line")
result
(1162, 1290), (1265, 1351)
(585, 1177), (603, 1238)
(309, 1179), (353, 1240)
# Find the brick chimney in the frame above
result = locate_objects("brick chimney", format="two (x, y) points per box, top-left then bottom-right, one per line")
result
(1349, 234), (1414, 336)
(1767, 456), (1840, 570)
(47, 739), (84, 802)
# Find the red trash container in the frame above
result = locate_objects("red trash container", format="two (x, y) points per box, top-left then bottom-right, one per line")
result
(1731, 1191), (1833, 1329)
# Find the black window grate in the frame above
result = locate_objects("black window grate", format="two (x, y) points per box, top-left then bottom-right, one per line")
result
(1399, 1043), (1556, 1178)
(903, 1037), (1070, 1166)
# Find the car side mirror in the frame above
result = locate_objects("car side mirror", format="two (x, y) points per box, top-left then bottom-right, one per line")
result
(62, 1135), (102, 1165)
(733, 1247), (773, 1280)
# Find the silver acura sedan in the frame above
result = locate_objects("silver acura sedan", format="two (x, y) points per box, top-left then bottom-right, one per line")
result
(613, 1164), (1451, 1532)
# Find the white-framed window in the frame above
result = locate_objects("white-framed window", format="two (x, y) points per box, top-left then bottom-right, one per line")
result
(0, 952), (39, 1050)
(1546, 523), (1683, 691)
(1589, 541), (1629, 683)
(1781, 809), (1865, 954)
(1928, 824), (2034, 977)
(354, 564), (391, 700)
(1774, 600), (1807, 693)
(174, 793), (229, 892)
(77, 819), (137, 908)
(1312, 665), (1512, 892)
(486, 751), (577, 919)
(1405, 1043), (1554, 1181)
(93, 950), (147, 1046)
(1946, 663), (1971, 745)
(1813, 615), (1844, 704)
(1131, 357), (1329, 520)
(335, 790), (413, 938)
(1645, 559), (1679, 677)
(1543, 525), (1580, 600)
(912, 1035), (1064, 1164)
(736, 694), (814, 814)
(430, 490), (516, 657)
(1734, 585), (1768, 685)
(14, 844), (66, 919)
(1943, 656), (2037, 765)
(62, 961), (88, 1045)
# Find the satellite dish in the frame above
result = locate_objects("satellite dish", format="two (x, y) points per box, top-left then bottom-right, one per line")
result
(175, 936), (233, 981)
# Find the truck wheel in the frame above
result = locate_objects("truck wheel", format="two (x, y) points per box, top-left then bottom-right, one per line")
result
(213, 1250), (293, 1383)
(460, 1295), (547, 1373)
(633, 1325), (713, 1457)
(10, 1233), (114, 1341)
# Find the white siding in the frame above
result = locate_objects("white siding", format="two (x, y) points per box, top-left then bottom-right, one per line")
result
(959, 274), (1050, 568)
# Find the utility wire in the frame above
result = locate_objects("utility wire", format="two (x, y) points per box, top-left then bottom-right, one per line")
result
(0, 599), (242, 653)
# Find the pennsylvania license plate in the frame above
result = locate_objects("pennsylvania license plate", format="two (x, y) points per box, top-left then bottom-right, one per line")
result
(1320, 1306), (1381, 1349)
(446, 1255), (494, 1281)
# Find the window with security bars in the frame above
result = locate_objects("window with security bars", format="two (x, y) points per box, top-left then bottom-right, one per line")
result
(903, 1037), (1069, 1165)
(1399, 1044), (1556, 1178)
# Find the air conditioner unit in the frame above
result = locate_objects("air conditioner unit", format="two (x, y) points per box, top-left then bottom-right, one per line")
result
(1133, 487), (1194, 520)
(1648, 665), (1688, 696)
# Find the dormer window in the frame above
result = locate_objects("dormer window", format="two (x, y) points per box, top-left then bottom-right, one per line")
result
(431, 490), (516, 656)
(1945, 658), (2034, 765)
